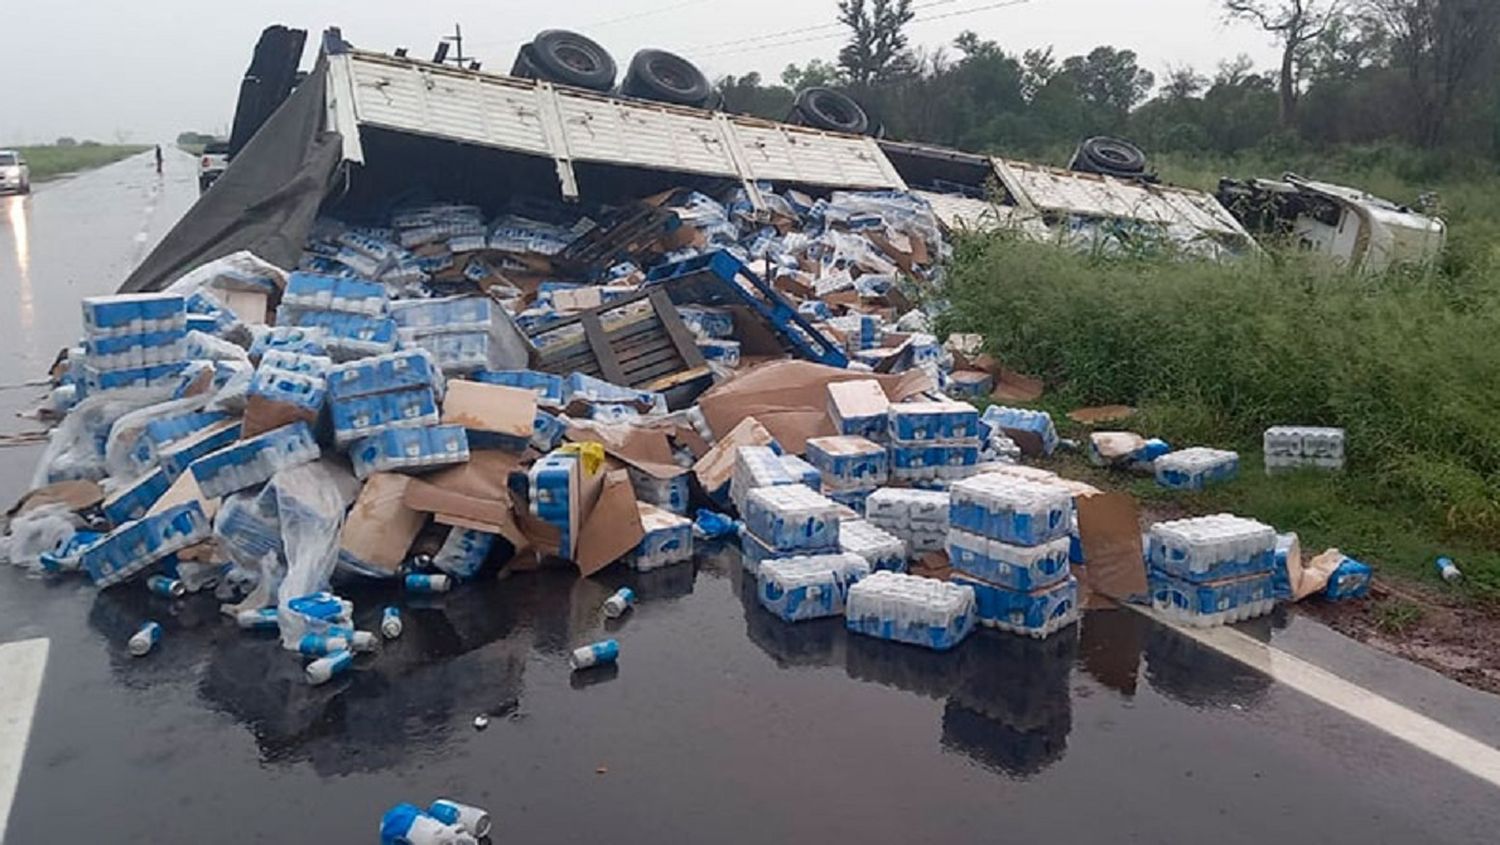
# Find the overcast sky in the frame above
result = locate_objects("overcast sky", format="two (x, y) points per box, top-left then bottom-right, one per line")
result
(1, 0), (1281, 144)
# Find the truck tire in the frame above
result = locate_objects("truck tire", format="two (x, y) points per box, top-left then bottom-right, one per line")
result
(516, 30), (617, 92)
(789, 88), (870, 135)
(1070, 137), (1147, 176)
(619, 49), (712, 107)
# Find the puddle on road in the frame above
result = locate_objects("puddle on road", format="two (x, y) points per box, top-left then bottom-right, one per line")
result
(72, 540), (1277, 781)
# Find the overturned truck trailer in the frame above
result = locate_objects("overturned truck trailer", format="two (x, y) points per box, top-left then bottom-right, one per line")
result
(124, 27), (1255, 297)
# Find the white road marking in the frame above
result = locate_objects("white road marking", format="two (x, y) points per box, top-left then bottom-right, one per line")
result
(1139, 608), (1500, 790)
(0, 638), (49, 844)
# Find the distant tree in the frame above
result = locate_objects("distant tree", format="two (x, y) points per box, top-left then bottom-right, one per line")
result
(837, 0), (917, 84)
(1019, 48), (1059, 101)
(716, 73), (796, 119)
(1223, 0), (1344, 127)
(1365, 0), (1500, 145)
(1060, 46), (1156, 124)
(55, 136), (78, 147)
(79, 139), (101, 147)
(781, 59), (844, 90)
(1162, 65), (1209, 100)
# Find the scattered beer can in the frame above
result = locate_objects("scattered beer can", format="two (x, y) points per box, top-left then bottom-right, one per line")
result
(381, 606), (403, 639)
(146, 574), (186, 599)
(129, 621), (162, 657)
(405, 572), (452, 594)
(1436, 556), (1462, 583)
(305, 650), (354, 686)
(235, 607), (280, 630)
(602, 587), (636, 619)
(298, 633), (349, 657)
(569, 638), (620, 671)
(427, 799), (492, 839)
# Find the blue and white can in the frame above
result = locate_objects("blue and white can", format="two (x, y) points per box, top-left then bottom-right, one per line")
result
(381, 606), (403, 639)
(297, 633), (349, 657)
(405, 572), (452, 594)
(380, 803), (477, 845)
(602, 587), (636, 619)
(305, 650), (354, 686)
(147, 574), (186, 598)
(569, 639), (620, 671)
(235, 607), (280, 630)
(129, 621), (162, 657)
(427, 799), (492, 839)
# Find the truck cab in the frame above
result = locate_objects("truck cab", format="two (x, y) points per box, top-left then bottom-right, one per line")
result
(1216, 174), (1446, 273)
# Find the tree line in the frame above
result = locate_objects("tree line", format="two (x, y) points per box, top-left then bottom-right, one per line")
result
(715, 0), (1500, 163)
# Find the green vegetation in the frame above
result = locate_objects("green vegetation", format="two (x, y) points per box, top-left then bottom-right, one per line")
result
(940, 155), (1500, 601)
(11, 144), (150, 181)
(1374, 599), (1425, 635)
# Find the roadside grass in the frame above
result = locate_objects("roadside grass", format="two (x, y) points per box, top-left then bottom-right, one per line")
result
(941, 213), (1500, 602)
(10, 144), (149, 181)
(1373, 599), (1425, 635)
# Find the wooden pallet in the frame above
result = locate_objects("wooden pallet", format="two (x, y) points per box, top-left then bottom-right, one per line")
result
(527, 288), (711, 406)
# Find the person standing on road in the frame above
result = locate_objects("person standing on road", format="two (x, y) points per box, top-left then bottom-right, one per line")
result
(154, 145), (163, 175)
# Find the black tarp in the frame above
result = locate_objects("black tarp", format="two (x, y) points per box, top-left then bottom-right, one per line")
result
(120, 54), (341, 293)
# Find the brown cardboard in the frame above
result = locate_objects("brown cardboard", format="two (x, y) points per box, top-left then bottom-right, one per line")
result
(1299, 546), (1342, 601)
(1002, 427), (1047, 457)
(147, 471), (219, 521)
(692, 361), (935, 453)
(1075, 491), (1148, 602)
(402, 451), (528, 548)
(9, 480), (104, 520)
(551, 287), (604, 313)
(222, 289), (268, 325)
(910, 550), (953, 581)
(1069, 405), (1137, 425)
(1090, 432), (1148, 464)
(694, 416), (775, 493)
(572, 469), (645, 577)
(441, 381), (536, 438)
(340, 473), (427, 575)
(565, 419), (684, 479)
(990, 367), (1045, 403)
(241, 394), (318, 439)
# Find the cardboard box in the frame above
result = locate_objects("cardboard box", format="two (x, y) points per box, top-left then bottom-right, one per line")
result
(241, 394), (319, 439)
(442, 380), (536, 446)
(222, 289), (269, 325)
(403, 451), (528, 548)
(339, 473), (427, 576)
(693, 416), (776, 495)
(147, 471), (219, 521)
(695, 361), (931, 454)
(550, 287), (604, 313)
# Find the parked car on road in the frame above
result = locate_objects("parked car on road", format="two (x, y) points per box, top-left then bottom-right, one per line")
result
(199, 140), (230, 193)
(0, 149), (30, 194)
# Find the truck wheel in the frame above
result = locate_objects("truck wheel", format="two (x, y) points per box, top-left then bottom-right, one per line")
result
(519, 30), (617, 92)
(620, 49), (711, 107)
(1073, 137), (1147, 175)
(790, 88), (870, 135)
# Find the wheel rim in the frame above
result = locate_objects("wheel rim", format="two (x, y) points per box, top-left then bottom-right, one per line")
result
(555, 44), (598, 74)
(813, 93), (854, 127)
(649, 58), (692, 93)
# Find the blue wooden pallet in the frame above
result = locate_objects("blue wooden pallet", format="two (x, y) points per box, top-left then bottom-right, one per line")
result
(644, 250), (850, 368)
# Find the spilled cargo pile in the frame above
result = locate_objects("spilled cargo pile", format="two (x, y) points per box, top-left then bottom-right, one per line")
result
(1, 181), (1368, 691)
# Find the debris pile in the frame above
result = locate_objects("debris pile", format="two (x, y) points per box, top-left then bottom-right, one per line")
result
(1, 176), (1376, 692)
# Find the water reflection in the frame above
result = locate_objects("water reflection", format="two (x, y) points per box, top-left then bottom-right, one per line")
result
(3, 194), (34, 332)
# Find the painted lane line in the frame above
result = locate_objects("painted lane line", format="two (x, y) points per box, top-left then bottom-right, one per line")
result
(1139, 608), (1500, 791)
(0, 638), (49, 844)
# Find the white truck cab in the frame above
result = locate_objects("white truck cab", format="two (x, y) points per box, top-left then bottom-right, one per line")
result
(1217, 174), (1446, 272)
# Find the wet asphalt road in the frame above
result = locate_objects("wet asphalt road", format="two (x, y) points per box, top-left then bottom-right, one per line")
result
(2, 153), (1500, 844)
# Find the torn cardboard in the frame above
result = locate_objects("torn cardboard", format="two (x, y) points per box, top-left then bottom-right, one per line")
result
(403, 451), (528, 548)
(1069, 405), (1137, 425)
(148, 471), (219, 521)
(442, 380), (536, 444)
(694, 416), (775, 494)
(241, 394), (318, 439)
(566, 419), (685, 479)
(340, 473), (427, 576)
(572, 469), (645, 577)
(9, 480), (103, 518)
(1075, 491), (1148, 604)
(697, 360), (932, 453)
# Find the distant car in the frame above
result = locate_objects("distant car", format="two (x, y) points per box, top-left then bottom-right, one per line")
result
(0, 150), (30, 194)
(199, 141), (230, 192)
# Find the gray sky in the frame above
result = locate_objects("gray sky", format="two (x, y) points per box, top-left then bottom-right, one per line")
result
(1, 0), (1280, 144)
